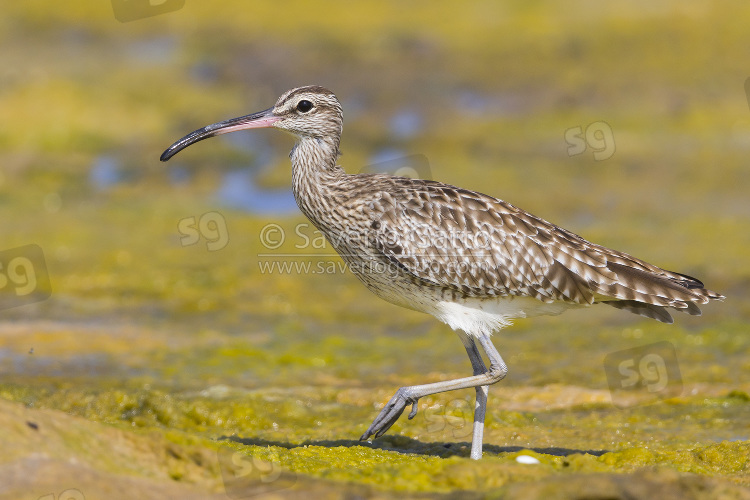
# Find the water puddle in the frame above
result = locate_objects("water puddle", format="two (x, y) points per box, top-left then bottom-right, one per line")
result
(215, 169), (297, 215)
(89, 155), (124, 189)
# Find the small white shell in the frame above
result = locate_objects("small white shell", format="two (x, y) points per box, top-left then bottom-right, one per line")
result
(515, 454), (541, 465)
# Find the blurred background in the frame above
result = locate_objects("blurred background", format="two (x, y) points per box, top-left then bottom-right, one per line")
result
(1, 1), (748, 498)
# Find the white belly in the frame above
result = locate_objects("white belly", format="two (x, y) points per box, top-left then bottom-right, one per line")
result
(429, 296), (582, 337)
(337, 248), (582, 338)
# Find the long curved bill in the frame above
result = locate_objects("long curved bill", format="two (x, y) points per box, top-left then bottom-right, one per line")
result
(160, 107), (281, 162)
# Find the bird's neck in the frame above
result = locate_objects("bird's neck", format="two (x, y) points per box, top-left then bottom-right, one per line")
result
(290, 134), (340, 172)
(291, 136), (345, 225)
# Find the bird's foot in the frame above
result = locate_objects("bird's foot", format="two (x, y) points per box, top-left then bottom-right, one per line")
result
(360, 387), (419, 441)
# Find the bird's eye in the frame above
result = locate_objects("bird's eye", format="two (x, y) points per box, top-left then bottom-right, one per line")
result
(296, 100), (313, 113)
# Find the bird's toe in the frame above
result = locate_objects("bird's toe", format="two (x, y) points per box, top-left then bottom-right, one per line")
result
(361, 388), (419, 440)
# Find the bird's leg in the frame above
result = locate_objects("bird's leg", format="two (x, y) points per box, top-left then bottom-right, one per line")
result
(457, 331), (489, 460)
(457, 331), (487, 374)
(360, 332), (507, 461)
(471, 385), (489, 460)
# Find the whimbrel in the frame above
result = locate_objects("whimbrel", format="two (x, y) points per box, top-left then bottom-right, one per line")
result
(161, 86), (723, 460)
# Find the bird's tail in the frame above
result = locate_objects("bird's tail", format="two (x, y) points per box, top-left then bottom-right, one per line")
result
(596, 261), (724, 324)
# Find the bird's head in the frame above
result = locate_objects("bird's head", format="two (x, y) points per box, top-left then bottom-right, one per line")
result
(160, 85), (343, 162)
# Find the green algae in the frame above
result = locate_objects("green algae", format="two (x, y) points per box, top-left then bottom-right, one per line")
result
(1, 310), (748, 494)
(3, 371), (749, 493)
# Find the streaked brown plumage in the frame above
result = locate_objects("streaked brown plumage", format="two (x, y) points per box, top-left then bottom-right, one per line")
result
(160, 85), (723, 460)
